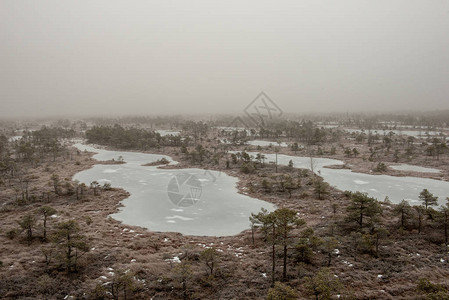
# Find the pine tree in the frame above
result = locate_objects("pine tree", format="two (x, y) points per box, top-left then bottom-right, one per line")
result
(419, 189), (438, 209)
(345, 192), (382, 229)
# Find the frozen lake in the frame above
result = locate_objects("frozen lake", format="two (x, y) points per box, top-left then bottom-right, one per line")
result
(73, 144), (275, 236)
(219, 139), (291, 147)
(345, 128), (444, 138)
(73, 143), (449, 235)
(8, 136), (22, 142)
(246, 140), (289, 147)
(243, 152), (449, 206)
(390, 164), (441, 173)
(156, 129), (180, 136)
(214, 126), (252, 135)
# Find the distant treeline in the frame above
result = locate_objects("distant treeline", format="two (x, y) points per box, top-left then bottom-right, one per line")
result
(85, 125), (182, 150)
(1, 126), (76, 172)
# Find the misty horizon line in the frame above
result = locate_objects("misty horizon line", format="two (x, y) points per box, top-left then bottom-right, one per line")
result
(2, 109), (449, 123)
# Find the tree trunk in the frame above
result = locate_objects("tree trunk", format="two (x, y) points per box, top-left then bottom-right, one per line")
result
(418, 215), (422, 233)
(251, 226), (255, 246)
(401, 210), (404, 228)
(43, 216), (47, 240)
(27, 226), (32, 244)
(375, 233), (380, 255)
(283, 244), (287, 281)
(275, 152), (278, 173)
(67, 233), (72, 272)
(445, 214), (448, 246)
(359, 212), (363, 228)
(183, 280), (187, 300)
(271, 225), (276, 286)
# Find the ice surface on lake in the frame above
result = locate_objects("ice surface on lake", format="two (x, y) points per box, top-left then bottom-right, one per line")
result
(74, 143), (449, 236)
(354, 180), (369, 185)
(345, 128), (444, 138)
(156, 130), (180, 136)
(390, 164), (440, 173)
(8, 136), (23, 142)
(246, 140), (289, 147)
(243, 151), (449, 206)
(73, 144), (275, 236)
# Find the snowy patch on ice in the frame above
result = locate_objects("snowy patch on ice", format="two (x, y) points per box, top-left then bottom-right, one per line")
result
(165, 215), (194, 221)
(170, 208), (184, 212)
(354, 180), (368, 185)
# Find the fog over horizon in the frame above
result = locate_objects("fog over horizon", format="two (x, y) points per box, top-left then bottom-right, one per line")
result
(1, 1), (449, 118)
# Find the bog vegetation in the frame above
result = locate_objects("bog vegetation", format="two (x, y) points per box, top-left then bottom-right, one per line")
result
(1, 113), (449, 299)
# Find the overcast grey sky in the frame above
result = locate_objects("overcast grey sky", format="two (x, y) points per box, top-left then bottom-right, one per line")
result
(1, 0), (448, 118)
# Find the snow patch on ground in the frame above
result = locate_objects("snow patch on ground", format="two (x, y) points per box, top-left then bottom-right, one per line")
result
(342, 260), (353, 267)
(165, 256), (181, 264)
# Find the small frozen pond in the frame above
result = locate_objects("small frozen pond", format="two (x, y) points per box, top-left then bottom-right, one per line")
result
(8, 136), (23, 142)
(73, 144), (274, 236)
(390, 164), (441, 173)
(214, 126), (252, 135)
(345, 128), (444, 138)
(246, 140), (289, 147)
(243, 152), (449, 206)
(156, 129), (180, 136)
(214, 126), (248, 131)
